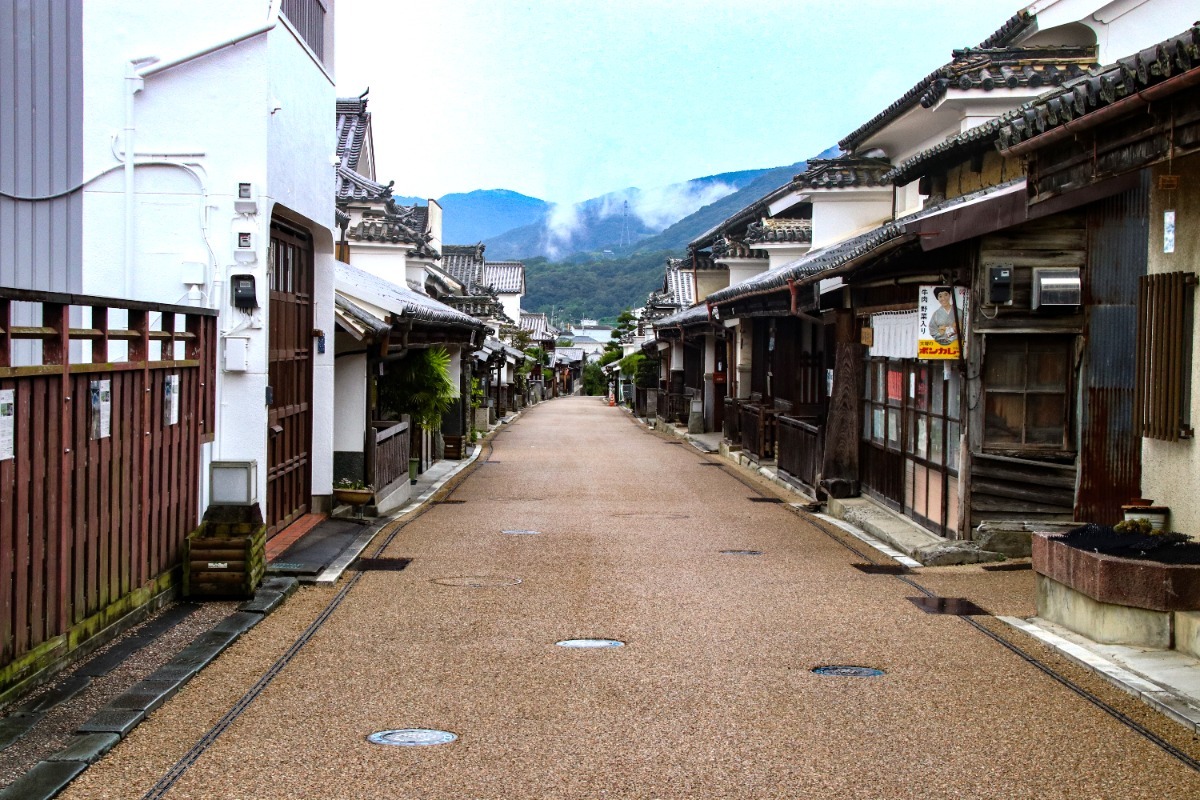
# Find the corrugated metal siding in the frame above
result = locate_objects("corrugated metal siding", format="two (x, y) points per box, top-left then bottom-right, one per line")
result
(0, 0), (83, 293)
(1077, 171), (1149, 523)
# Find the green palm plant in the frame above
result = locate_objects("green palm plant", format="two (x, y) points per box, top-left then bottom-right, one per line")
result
(376, 346), (458, 431)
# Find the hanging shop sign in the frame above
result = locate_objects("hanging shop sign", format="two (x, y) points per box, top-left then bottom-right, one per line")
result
(917, 286), (969, 360)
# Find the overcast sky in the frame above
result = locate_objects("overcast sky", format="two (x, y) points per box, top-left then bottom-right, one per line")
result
(334, 0), (1018, 205)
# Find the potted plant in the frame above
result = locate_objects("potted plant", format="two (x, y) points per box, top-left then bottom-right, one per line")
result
(333, 477), (374, 507)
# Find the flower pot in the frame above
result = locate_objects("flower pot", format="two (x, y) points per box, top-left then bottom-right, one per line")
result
(1121, 505), (1170, 531)
(333, 488), (373, 506)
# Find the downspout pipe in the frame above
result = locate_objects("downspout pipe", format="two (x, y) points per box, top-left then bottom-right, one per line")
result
(124, 0), (281, 297)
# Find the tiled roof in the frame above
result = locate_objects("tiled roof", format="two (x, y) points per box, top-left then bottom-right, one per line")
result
(887, 25), (1200, 185)
(996, 26), (1200, 151)
(688, 173), (801, 251)
(708, 180), (1030, 307)
(706, 223), (913, 306)
(745, 217), (813, 245)
(654, 303), (711, 329)
(794, 156), (892, 190)
(336, 165), (392, 203)
(334, 261), (486, 332)
(520, 312), (560, 340)
(347, 204), (430, 246)
(483, 261), (525, 294)
(710, 235), (765, 260)
(442, 244), (486, 287)
(336, 94), (370, 174)
(648, 258), (695, 309)
(839, 40), (1097, 152)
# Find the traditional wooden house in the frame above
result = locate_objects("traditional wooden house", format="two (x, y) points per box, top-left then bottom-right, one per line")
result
(333, 95), (487, 492)
(991, 24), (1200, 537)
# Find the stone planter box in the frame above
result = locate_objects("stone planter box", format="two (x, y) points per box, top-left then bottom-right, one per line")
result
(1033, 532), (1200, 653)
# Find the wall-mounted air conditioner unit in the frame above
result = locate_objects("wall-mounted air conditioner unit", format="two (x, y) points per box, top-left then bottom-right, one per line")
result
(1032, 267), (1081, 309)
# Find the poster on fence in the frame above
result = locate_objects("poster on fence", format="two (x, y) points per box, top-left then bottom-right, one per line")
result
(164, 374), (180, 426)
(917, 285), (969, 360)
(90, 379), (111, 440)
(0, 390), (13, 461)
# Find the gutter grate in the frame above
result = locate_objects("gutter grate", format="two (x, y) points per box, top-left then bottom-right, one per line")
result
(434, 500), (466, 505)
(352, 558), (412, 572)
(748, 497), (784, 504)
(982, 562), (1032, 572)
(853, 563), (910, 575)
(908, 596), (988, 616)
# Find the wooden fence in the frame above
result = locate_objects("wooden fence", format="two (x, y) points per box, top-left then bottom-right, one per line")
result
(777, 415), (823, 492)
(368, 419), (411, 496)
(739, 401), (776, 462)
(0, 289), (216, 689)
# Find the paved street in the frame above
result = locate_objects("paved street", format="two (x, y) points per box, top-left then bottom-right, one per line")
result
(60, 397), (1200, 799)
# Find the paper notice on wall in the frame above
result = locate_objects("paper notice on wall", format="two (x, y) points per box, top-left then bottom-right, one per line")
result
(164, 374), (180, 426)
(90, 379), (111, 440)
(917, 285), (970, 360)
(0, 390), (14, 461)
(1165, 210), (1176, 254)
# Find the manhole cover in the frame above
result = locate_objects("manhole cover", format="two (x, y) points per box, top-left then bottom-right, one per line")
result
(747, 497), (784, 503)
(431, 576), (522, 588)
(556, 638), (625, 649)
(908, 596), (987, 616)
(852, 563), (909, 575)
(367, 729), (458, 747)
(501, 529), (541, 535)
(353, 557), (411, 572)
(812, 665), (885, 678)
(720, 549), (763, 556)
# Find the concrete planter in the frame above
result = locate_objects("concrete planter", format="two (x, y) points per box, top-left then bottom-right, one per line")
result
(1033, 532), (1200, 652)
(1032, 533), (1200, 612)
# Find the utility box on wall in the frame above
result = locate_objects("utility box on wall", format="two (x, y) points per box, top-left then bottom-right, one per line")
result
(1032, 268), (1082, 309)
(987, 265), (1013, 306)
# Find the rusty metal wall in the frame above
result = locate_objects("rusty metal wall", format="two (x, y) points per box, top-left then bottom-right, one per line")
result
(1077, 171), (1150, 523)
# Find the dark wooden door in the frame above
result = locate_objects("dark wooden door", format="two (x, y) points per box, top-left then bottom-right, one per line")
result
(267, 220), (313, 537)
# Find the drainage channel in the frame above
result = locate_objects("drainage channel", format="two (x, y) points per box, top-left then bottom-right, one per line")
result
(139, 440), (496, 800)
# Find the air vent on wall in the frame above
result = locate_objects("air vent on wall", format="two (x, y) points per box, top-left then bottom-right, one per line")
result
(1032, 268), (1081, 309)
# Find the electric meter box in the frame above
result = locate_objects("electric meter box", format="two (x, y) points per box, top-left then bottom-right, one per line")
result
(1032, 267), (1082, 309)
(987, 265), (1013, 305)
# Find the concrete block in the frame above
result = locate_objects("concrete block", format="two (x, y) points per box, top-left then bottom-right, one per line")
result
(47, 733), (121, 764)
(1176, 611), (1200, 659)
(76, 708), (144, 737)
(1036, 574), (1173, 648)
(0, 760), (87, 800)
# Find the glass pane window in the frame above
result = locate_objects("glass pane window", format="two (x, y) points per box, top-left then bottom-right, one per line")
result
(983, 336), (1073, 451)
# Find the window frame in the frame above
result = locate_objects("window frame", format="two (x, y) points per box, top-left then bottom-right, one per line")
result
(981, 334), (1075, 456)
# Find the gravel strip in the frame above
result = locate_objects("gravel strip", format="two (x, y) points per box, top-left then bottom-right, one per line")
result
(0, 600), (236, 790)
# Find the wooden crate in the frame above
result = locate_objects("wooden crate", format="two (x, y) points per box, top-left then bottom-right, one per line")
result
(443, 434), (464, 460)
(183, 508), (266, 599)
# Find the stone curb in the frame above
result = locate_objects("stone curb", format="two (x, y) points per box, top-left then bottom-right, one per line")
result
(0, 576), (300, 800)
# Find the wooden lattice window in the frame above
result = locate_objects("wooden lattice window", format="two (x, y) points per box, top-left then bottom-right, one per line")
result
(281, 0), (326, 61)
(983, 335), (1074, 453)
(1136, 272), (1195, 441)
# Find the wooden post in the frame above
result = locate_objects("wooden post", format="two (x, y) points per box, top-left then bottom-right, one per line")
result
(46, 303), (72, 632)
(820, 309), (862, 498)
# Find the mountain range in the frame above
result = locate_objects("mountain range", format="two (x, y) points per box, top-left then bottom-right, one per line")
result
(401, 151), (834, 321)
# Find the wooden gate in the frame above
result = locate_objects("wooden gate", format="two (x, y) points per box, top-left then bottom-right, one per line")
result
(267, 220), (314, 537)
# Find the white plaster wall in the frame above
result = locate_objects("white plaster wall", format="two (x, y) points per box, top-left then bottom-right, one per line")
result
(80, 1), (337, 520)
(1142, 155), (1200, 538)
(723, 258), (769, 288)
(500, 292), (523, 324)
(1029, 0), (1196, 63)
(348, 244), (409, 285)
(334, 351), (368, 451)
(310, 242), (337, 495)
(810, 192), (893, 248)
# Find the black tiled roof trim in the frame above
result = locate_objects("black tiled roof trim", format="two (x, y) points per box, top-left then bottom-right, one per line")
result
(706, 221), (911, 306)
(794, 157), (893, 189)
(654, 303), (713, 329)
(997, 26), (1200, 150)
(336, 166), (392, 202)
(885, 116), (1011, 185)
(336, 95), (370, 173)
(744, 219), (813, 245)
